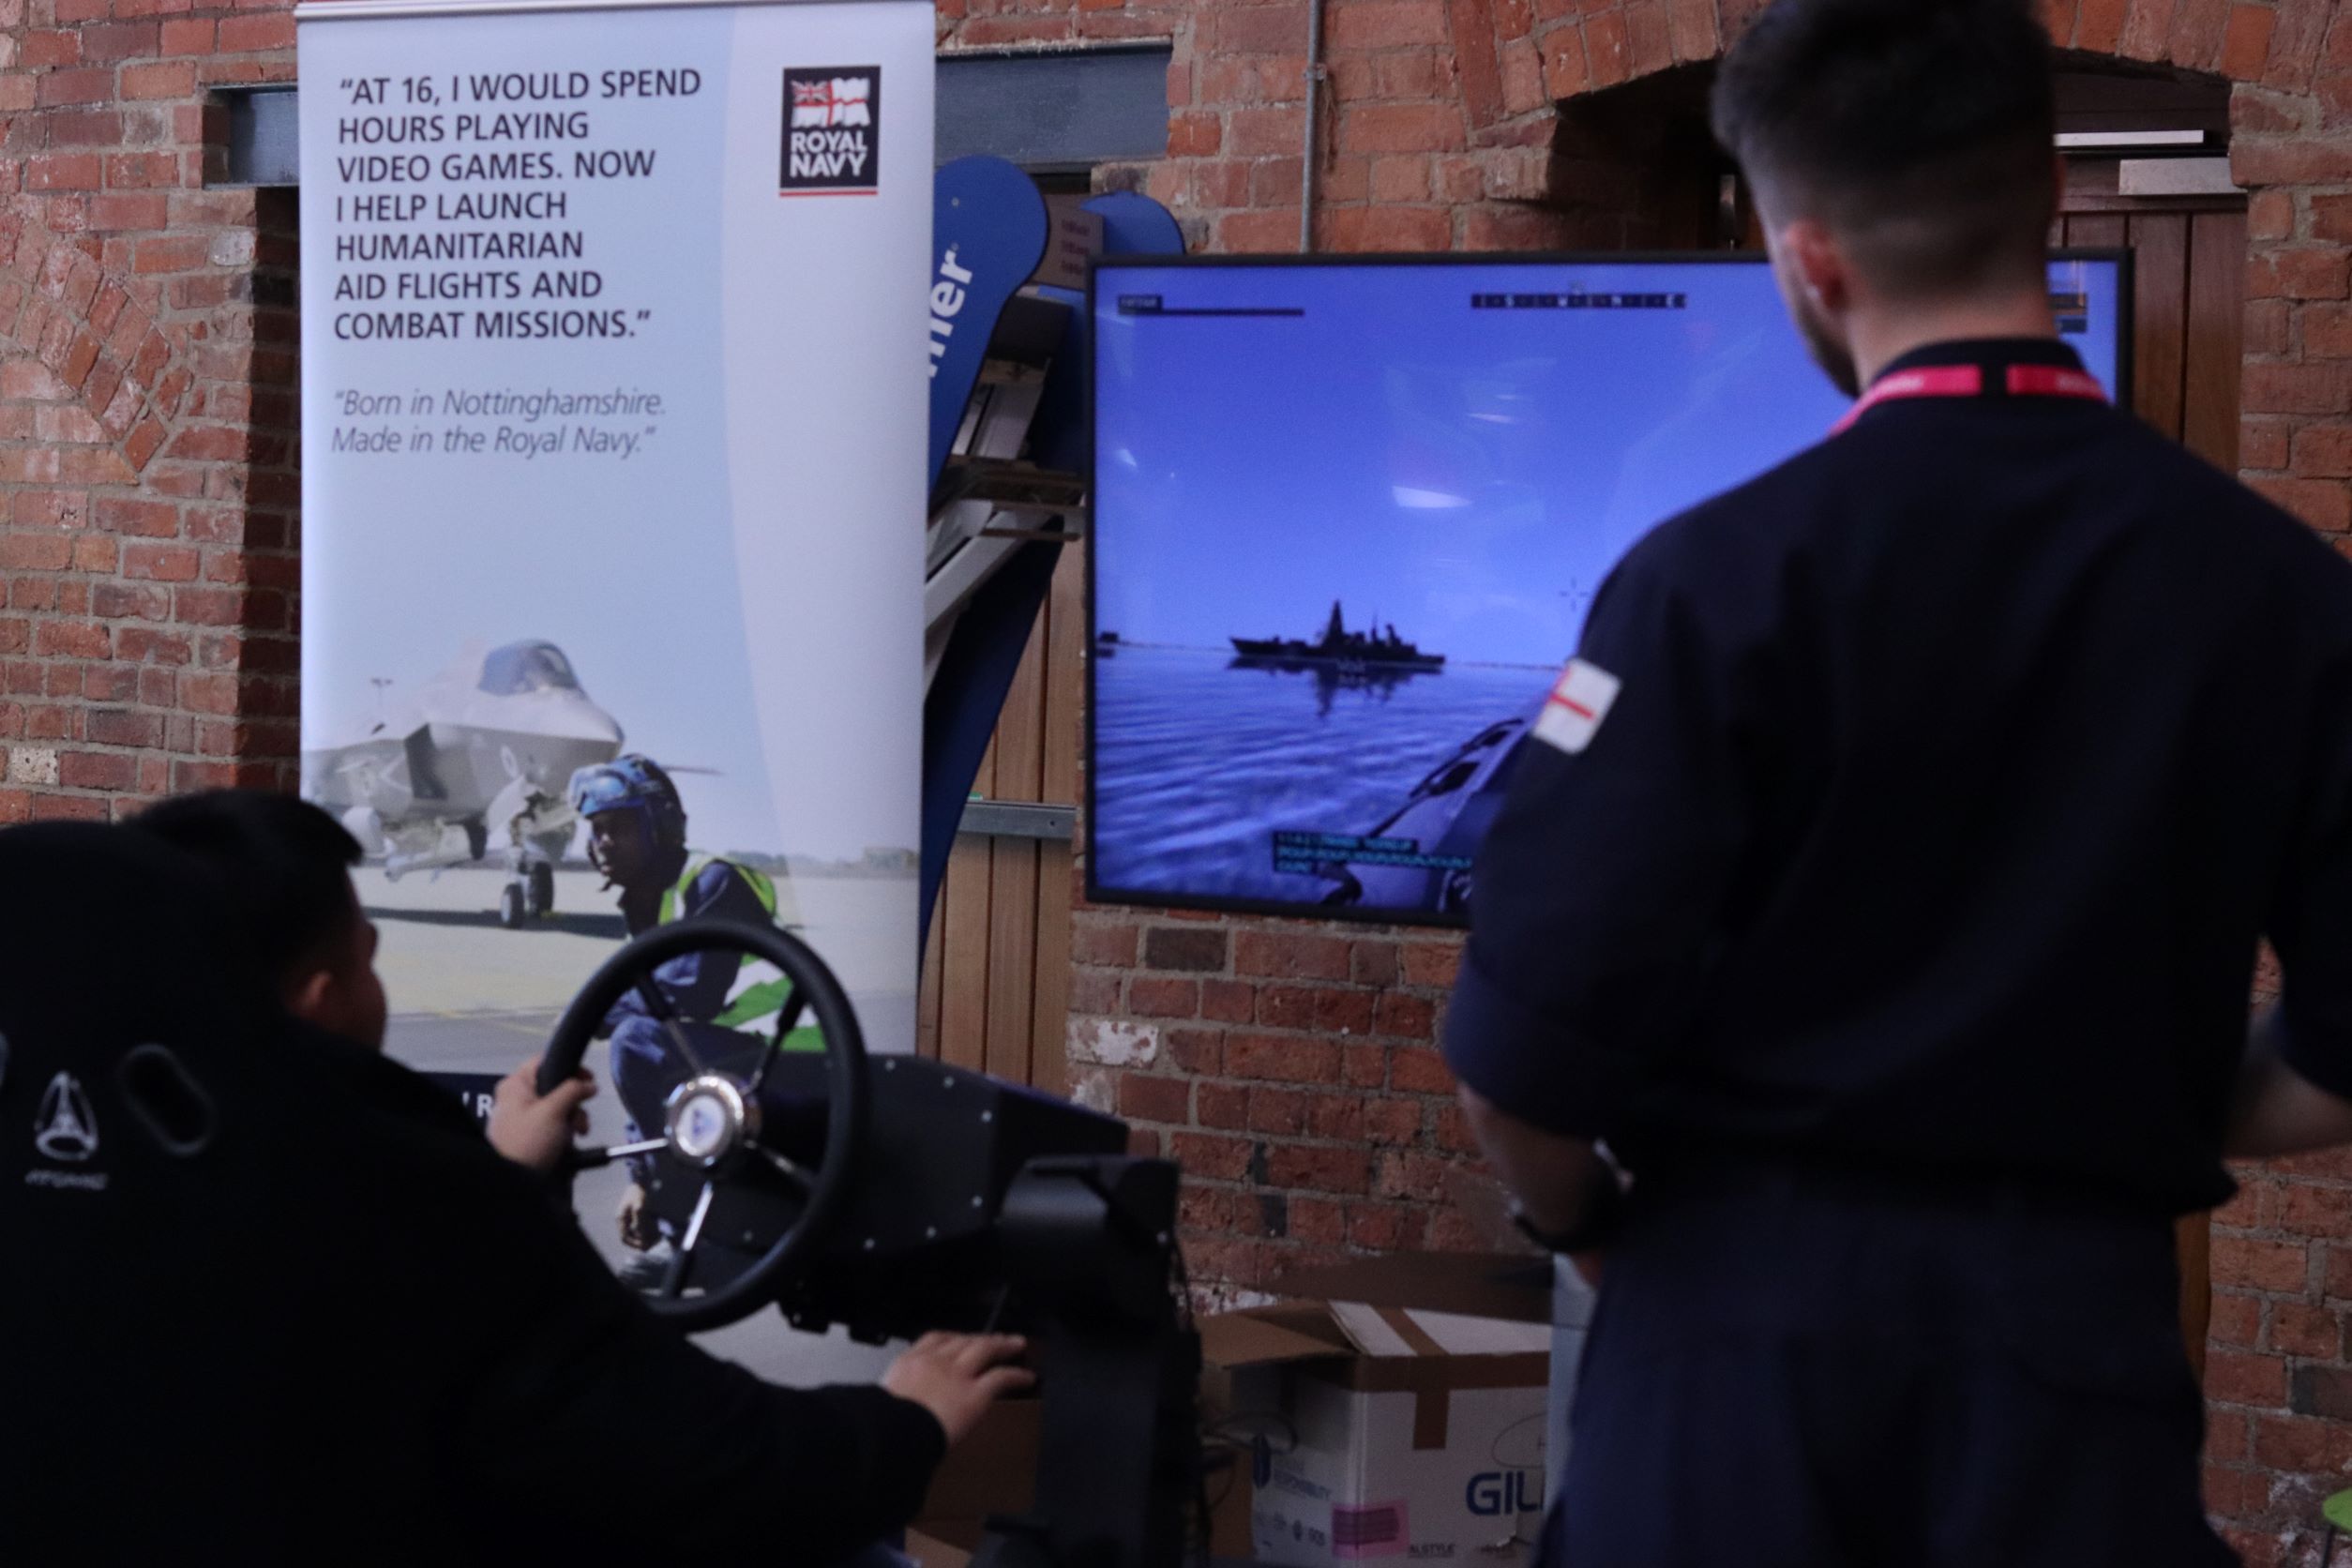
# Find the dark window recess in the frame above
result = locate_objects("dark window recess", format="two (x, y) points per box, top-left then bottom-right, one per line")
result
(212, 45), (1171, 188)
(937, 44), (1170, 174)
(219, 85), (298, 188)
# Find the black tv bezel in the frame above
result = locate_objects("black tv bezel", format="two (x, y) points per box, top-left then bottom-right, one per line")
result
(1081, 248), (2138, 931)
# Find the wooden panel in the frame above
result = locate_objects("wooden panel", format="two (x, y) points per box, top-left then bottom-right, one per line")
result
(2125, 211), (2188, 441)
(2179, 1214), (2211, 1383)
(918, 879), (946, 1061)
(2183, 209), (2248, 472)
(2062, 212), (2126, 251)
(1031, 543), (1089, 1095)
(938, 731), (998, 1074)
(983, 611), (1050, 1082)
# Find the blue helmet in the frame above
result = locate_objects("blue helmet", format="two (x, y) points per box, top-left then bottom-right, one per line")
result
(568, 754), (687, 851)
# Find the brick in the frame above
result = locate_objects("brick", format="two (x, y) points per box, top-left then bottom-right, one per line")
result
(158, 18), (213, 53)
(2291, 1363), (2352, 1419)
(1373, 991), (1437, 1038)
(1540, 28), (1589, 98)
(121, 542), (199, 582)
(1665, 0), (1716, 61)
(1289, 1195), (1348, 1245)
(1247, 1087), (1308, 1135)
(1129, 976), (1199, 1018)
(59, 749), (138, 791)
(1169, 1131), (1255, 1182)
(1227, 106), (1305, 158)
(1336, 103), (1465, 155)
(2222, 4), (2278, 80)
(2074, 0), (2128, 49)
(38, 69), (113, 108)
(1400, 942), (1461, 987)
(1117, 1073), (1192, 1124)
(1198, 1081), (1250, 1129)
(2269, 1301), (2342, 1358)
(1168, 111), (1221, 158)
(1327, 0), (1450, 49)
(2234, 139), (2352, 188)
(1165, 1028), (1224, 1075)
(79, 21), (158, 61)
(2212, 1234), (2312, 1294)
(2201, 1297), (2257, 1353)
(122, 60), (198, 100)
(1585, 10), (1632, 85)
(1342, 1045), (1387, 1088)
(1312, 988), (1376, 1034)
(2207, 1349), (2287, 1408)
(1266, 1144), (1371, 1194)
(2276, 249), (2352, 300)
(1373, 1150), (1455, 1202)
(1227, 1032), (1342, 1083)
(1073, 921), (1138, 967)
(2304, 303), (2352, 358)
(1350, 942), (1400, 988)
(1346, 1202), (1426, 1250)
(1198, 979), (1252, 1022)
(1235, 930), (1353, 981)
(216, 13), (295, 52)
(2244, 362), (2348, 415)
(1144, 925), (1228, 972)
(1390, 1047), (1455, 1093)
(1215, 6), (1304, 53)
(1363, 1097), (1423, 1144)
(1070, 971), (1122, 1018)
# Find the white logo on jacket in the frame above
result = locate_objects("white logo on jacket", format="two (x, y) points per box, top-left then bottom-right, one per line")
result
(1532, 659), (1621, 755)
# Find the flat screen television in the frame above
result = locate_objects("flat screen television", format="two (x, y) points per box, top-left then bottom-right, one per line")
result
(1086, 252), (2133, 927)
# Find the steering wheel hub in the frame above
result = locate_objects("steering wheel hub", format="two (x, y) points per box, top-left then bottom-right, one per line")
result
(665, 1075), (757, 1168)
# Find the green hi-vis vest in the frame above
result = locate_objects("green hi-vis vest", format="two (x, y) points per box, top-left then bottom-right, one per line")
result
(657, 856), (792, 1032)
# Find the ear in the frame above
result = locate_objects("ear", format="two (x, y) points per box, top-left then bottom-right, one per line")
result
(286, 966), (337, 1028)
(1782, 219), (1849, 315)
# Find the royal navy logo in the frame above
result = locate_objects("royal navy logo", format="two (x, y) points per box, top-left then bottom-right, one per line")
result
(33, 1071), (98, 1162)
(780, 68), (881, 196)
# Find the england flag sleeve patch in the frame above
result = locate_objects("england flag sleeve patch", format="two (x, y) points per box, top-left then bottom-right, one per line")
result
(1533, 658), (1622, 755)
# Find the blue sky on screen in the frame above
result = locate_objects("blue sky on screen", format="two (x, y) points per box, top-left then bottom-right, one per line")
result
(1093, 258), (2124, 671)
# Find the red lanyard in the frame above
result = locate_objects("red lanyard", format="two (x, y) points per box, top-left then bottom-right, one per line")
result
(1832, 362), (2110, 436)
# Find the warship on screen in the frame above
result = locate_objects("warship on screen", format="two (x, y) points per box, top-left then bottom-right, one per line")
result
(1230, 600), (1446, 670)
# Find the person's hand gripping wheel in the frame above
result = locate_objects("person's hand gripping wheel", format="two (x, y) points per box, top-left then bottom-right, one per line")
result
(535, 918), (868, 1332)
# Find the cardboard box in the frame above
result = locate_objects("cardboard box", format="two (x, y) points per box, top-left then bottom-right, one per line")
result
(1200, 1296), (1551, 1566)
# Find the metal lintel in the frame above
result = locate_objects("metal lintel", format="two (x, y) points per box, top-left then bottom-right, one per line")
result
(959, 799), (1075, 841)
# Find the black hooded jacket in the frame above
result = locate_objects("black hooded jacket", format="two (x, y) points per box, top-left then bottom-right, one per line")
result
(0, 823), (942, 1565)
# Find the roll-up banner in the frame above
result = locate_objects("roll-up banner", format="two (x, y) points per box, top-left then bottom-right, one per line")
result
(296, 0), (930, 1350)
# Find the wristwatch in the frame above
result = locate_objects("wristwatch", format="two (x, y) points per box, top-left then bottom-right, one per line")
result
(1508, 1160), (1629, 1255)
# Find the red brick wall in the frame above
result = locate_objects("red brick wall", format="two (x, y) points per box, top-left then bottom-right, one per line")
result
(7, 0), (2352, 1553)
(0, 7), (300, 823)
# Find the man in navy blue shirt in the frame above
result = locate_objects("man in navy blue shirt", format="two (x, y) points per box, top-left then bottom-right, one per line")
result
(1446, 0), (2352, 1561)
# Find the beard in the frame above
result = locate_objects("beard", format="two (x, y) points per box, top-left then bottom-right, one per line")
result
(1793, 293), (1862, 400)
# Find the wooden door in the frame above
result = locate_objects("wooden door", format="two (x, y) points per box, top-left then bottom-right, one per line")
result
(2058, 173), (2249, 1379)
(916, 541), (1085, 1093)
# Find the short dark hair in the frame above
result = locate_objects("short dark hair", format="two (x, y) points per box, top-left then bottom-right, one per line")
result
(1711, 0), (2058, 300)
(133, 791), (364, 985)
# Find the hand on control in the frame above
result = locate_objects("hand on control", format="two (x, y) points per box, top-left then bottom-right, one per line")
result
(617, 1182), (656, 1251)
(488, 1054), (596, 1175)
(882, 1333), (1035, 1445)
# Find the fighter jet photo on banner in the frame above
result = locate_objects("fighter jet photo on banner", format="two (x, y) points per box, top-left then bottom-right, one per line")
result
(296, 0), (932, 1373)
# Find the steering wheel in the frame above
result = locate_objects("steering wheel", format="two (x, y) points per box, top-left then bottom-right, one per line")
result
(535, 918), (868, 1332)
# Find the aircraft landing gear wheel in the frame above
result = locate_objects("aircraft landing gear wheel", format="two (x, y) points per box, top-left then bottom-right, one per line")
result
(527, 862), (554, 919)
(498, 882), (526, 929)
(537, 919), (868, 1332)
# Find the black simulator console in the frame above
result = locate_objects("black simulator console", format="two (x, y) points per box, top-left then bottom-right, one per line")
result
(535, 917), (1203, 1568)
